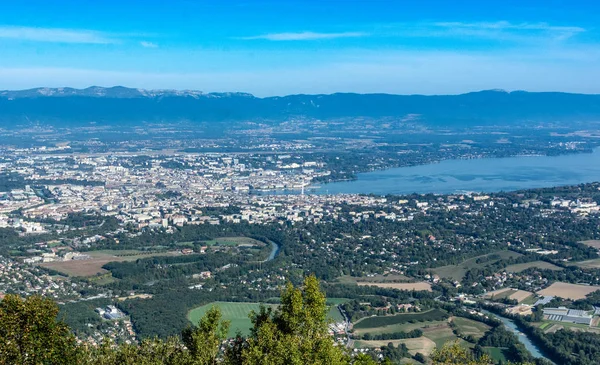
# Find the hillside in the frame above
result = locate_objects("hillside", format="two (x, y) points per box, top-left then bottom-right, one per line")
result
(1, 87), (600, 127)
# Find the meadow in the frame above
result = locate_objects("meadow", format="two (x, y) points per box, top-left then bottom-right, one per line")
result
(353, 309), (448, 330)
(431, 251), (522, 280)
(503, 261), (563, 273)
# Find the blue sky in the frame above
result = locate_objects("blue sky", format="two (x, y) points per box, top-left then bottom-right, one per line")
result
(0, 0), (599, 96)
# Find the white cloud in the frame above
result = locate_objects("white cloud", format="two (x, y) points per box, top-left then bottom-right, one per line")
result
(238, 31), (368, 41)
(0, 26), (115, 44)
(433, 21), (585, 33)
(140, 41), (158, 48)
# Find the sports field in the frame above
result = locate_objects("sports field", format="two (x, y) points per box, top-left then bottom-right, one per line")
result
(188, 302), (278, 337)
(189, 301), (344, 337)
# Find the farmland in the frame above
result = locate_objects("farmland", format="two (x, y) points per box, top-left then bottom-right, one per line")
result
(503, 261), (563, 273)
(352, 320), (449, 336)
(580, 240), (600, 249)
(356, 282), (432, 292)
(336, 274), (413, 284)
(431, 250), (522, 280)
(39, 250), (179, 277)
(537, 282), (600, 300)
(573, 258), (600, 269)
(484, 288), (534, 303)
(353, 309), (448, 330)
(202, 236), (264, 247)
(451, 317), (491, 340)
(354, 337), (437, 356)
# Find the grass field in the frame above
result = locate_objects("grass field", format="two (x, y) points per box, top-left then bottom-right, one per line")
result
(431, 251), (522, 280)
(202, 237), (264, 247)
(188, 302), (278, 337)
(353, 309), (448, 330)
(356, 282), (432, 292)
(504, 261), (563, 273)
(352, 320), (450, 336)
(189, 301), (344, 337)
(484, 347), (508, 363)
(537, 282), (600, 300)
(336, 274), (413, 284)
(39, 250), (179, 277)
(572, 258), (600, 269)
(452, 317), (491, 340)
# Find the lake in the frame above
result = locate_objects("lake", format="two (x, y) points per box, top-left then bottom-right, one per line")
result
(316, 149), (600, 195)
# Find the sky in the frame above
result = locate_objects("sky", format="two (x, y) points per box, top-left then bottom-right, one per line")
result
(0, 0), (599, 96)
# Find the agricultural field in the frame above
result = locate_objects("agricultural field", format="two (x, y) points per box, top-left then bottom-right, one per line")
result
(354, 337), (437, 356)
(356, 282), (432, 292)
(580, 240), (600, 249)
(39, 250), (179, 277)
(572, 258), (600, 269)
(352, 320), (450, 337)
(503, 261), (563, 273)
(336, 274), (413, 284)
(485, 288), (534, 303)
(353, 309), (449, 330)
(537, 282), (600, 300)
(451, 317), (491, 340)
(431, 251), (522, 280)
(202, 237), (264, 247)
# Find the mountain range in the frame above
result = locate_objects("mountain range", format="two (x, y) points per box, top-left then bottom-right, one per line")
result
(1, 86), (600, 127)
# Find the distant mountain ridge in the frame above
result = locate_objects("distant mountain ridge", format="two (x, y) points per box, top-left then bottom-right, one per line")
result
(1, 86), (600, 127)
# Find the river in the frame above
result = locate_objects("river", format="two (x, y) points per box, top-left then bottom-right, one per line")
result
(481, 309), (553, 363)
(315, 149), (600, 195)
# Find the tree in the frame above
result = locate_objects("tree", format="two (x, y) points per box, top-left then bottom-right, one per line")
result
(182, 306), (230, 365)
(229, 275), (349, 365)
(0, 294), (81, 365)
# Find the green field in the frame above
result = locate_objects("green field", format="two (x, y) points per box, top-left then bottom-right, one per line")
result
(188, 302), (277, 337)
(189, 301), (344, 337)
(353, 320), (449, 336)
(353, 309), (448, 330)
(336, 274), (413, 284)
(452, 317), (491, 340)
(504, 261), (563, 273)
(484, 347), (508, 363)
(431, 251), (522, 280)
(202, 237), (264, 247)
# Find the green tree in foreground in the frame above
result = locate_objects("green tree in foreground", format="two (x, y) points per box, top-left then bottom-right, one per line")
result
(226, 275), (349, 365)
(1, 277), (540, 365)
(0, 294), (80, 365)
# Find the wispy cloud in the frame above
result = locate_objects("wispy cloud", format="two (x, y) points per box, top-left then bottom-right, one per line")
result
(238, 31), (368, 41)
(427, 21), (585, 41)
(0, 26), (116, 44)
(140, 41), (158, 48)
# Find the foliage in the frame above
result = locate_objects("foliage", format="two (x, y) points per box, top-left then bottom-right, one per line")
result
(0, 295), (81, 365)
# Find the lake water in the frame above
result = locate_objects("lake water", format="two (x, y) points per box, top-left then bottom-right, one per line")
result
(317, 149), (600, 195)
